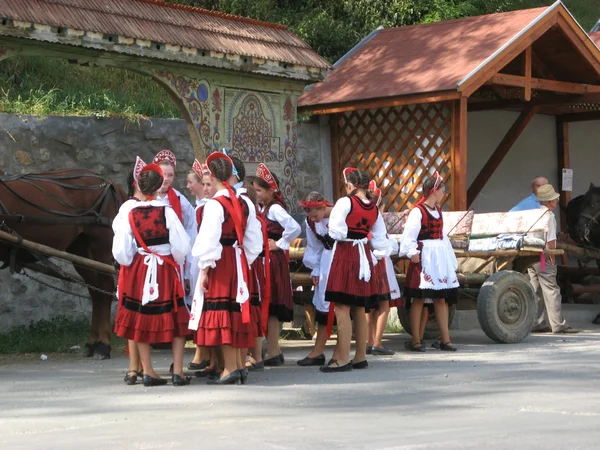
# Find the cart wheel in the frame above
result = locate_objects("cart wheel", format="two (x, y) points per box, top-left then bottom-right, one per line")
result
(396, 304), (456, 340)
(477, 271), (535, 343)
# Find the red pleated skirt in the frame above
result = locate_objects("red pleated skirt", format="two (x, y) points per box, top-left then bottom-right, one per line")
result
(268, 250), (294, 322)
(369, 258), (392, 310)
(195, 246), (254, 349)
(114, 253), (188, 343)
(325, 241), (374, 308)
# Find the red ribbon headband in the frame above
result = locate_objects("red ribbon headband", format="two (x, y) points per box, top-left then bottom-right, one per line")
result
(133, 156), (146, 183)
(256, 163), (279, 192)
(299, 200), (332, 209)
(206, 151), (234, 175)
(140, 163), (164, 178)
(153, 149), (177, 167)
(192, 159), (210, 178)
(369, 180), (382, 207)
(343, 167), (358, 184)
(425, 171), (443, 198)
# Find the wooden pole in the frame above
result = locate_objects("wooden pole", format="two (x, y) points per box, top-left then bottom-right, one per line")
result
(0, 229), (117, 275)
(291, 272), (489, 288)
(330, 114), (341, 200)
(467, 106), (538, 206)
(452, 97), (468, 210)
(556, 117), (571, 264)
(524, 47), (532, 101)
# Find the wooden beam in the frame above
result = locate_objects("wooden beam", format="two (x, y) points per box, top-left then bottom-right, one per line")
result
(329, 114), (341, 200)
(559, 111), (600, 122)
(490, 73), (600, 95)
(452, 97), (468, 210)
(524, 47), (532, 101)
(556, 117), (571, 231)
(468, 92), (600, 112)
(298, 90), (460, 115)
(467, 106), (538, 206)
(459, 10), (558, 97)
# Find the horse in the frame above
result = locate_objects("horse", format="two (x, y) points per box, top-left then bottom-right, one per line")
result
(0, 169), (126, 359)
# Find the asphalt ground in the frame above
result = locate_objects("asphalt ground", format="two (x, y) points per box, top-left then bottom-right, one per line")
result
(1, 329), (600, 449)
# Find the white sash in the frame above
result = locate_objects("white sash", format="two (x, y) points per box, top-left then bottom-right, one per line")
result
(138, 249), (168, 305)
(338, 237), (372, 282)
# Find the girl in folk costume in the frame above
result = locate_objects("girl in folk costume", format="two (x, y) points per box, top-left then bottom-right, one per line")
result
(153, 149), (196, 300)
(366, 181), (401, 356)
(253, 164), (301, 366)
(400, 174), (459, 352)
(186, 160), (215, 371)
(119, 157), (145, 385)
(297, 192), (337, 367)
(321, 168), (390, 373)
(113, 163), (192, 387)
(189, 153), (262, 385)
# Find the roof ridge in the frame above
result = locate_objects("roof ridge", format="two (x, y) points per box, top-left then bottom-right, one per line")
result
(132, 0), (288, 31)
(379, 5), (549, 34)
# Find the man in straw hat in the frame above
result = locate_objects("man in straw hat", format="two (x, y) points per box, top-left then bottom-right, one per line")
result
(528, 184), (579, 334)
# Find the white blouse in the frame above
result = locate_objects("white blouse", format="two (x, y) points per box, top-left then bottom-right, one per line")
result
(260, 203), (301, 251)
(192, 189), (263, 270)
(328, 196), (388, 252)
(400, 207), (453, 258)
(112, 200), (191, 266)
(303, 218), (329, 277)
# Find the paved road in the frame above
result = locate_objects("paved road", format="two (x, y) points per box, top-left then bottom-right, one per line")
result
(1, 330), (600, 449)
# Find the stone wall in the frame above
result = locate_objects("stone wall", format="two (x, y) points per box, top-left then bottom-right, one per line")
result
(0, 113), (327, 330)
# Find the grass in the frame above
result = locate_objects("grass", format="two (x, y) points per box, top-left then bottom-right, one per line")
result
(0, 317), (126, 354)
(0, 57), (180, 120)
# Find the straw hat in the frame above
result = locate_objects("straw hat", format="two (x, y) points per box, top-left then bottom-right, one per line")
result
(536, 184), (560, 202)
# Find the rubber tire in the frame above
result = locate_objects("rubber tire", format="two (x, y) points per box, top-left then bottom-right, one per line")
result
(397, 304), (456, 340)
(477, 271), (536, 344)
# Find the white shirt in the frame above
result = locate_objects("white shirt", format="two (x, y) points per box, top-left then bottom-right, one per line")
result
(328, 196), (388, 252)
(540, 205), (557, 242)
(192, 189), (263, 270)
(303, 218), (329, 277)
(259, 203), (301, 251)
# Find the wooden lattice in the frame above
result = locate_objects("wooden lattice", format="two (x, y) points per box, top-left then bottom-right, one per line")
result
(334, 102), (453, 211)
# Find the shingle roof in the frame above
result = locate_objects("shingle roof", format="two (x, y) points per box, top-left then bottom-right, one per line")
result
(0, 0), (330, 70)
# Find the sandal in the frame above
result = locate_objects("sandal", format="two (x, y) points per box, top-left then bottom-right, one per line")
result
(440, 342), (457, 352)
(409, 343), (426, 353)
(319, 359), (353, 373)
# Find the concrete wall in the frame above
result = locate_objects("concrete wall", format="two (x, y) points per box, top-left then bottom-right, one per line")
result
(0, 113), (322, 330)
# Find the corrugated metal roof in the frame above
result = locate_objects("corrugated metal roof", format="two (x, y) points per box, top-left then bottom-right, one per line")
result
(299, 7), (550, 108)
(0, 0), (330, 69)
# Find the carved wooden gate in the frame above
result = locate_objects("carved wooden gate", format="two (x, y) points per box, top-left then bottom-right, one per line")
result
(331, 102), (453, 211)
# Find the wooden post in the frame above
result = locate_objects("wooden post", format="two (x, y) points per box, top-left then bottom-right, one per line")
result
(329, 114), (341, 200)
(452, 97), (468, 211)
(524, 46), (532, 101)
(467, 106), (538, 207)
(556, 117), (571, 228)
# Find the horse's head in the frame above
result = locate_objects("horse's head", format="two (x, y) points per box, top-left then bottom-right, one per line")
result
(573, 183), (600, 247)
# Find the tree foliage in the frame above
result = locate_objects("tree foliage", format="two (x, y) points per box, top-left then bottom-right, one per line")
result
(166, 0), (596, 63)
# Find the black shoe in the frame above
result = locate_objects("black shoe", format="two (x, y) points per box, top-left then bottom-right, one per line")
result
(319, 359), (353, 373)
(246, 361), (264, 372)
(263, 355), (283, 367)
(124, 371), (138, 385)
(239, 369), (248, 385)
(371, 346), (395, 356)
(440, 342), (457, 352)
(172, 374), (191, 386)
(410, 343), (426, 353)
(351, 360), (368, 369)
(207, 370), (242, 385)
(279, 353), (285, 364)
(195, 369), (218, 378)
(297, 354), (326, 367)
(366, 345), (373, 355)
(143, 374), (168, 387)
(85, 341), (99, 357)
(187, 360), (210, 371)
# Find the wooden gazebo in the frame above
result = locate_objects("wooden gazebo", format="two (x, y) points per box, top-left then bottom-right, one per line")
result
(299, 1), (600, 221)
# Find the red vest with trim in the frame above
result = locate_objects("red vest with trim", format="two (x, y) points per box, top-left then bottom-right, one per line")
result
(345, 195), (378, 239)
(195, 205), (205, 233)
(415, 204), (443, 240)
(218, 196), (249, 245)
(130, 205), (169, 247)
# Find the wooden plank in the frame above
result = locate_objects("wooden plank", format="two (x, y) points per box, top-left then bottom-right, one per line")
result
(490, 73), (600, 94)
(459, 10), (558, 97)
(559, 111), (600, 122)
(452, 97), (468, 210)
(524, 46), (532, 101)
(329, 114), (341, 199)
(556, 12), (600, 77)
(299, 90), (460, 116)
(556, 118), (571, 242)
(467, 106), (538, 206)
(467, 92), (600, 112)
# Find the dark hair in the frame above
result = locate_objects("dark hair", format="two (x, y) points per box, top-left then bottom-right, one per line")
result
(346, 169), (373, 200)
(231, 156), (246, 182)
(137, 170), (163, 196)
(422, 176), (442, 197)
(127, 163), (136, 198)
(208, 157), (232, 182)
(253, 172), (287, 209)
(244, 182), (259, 205)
